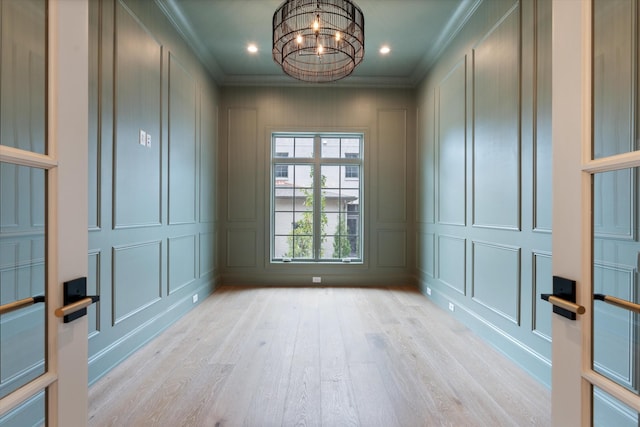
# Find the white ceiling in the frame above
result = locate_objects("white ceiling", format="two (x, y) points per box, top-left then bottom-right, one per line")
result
(156, 0), (481, 87)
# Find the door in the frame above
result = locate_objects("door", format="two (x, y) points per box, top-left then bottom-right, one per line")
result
(0, 1), (88, 426)
(552, 0), (640, 425)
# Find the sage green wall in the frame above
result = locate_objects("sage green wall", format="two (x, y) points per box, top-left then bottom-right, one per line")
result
(87, 0), (219, 383)
(219, 86), (415, 286)
(415, 0), (553, 386)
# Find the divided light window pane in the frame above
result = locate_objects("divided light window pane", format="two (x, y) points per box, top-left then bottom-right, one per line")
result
(272, 133), (362, 263)
(275, 137), (313, 158)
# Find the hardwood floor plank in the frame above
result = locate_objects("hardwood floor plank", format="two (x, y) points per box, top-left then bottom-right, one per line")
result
(336, 288), (376, 364)
(281, 288), (322, 427)
(348, 362), (402, 426)
(318, 288), (360, 426)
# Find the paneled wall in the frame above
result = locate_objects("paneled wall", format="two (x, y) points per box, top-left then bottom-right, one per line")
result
(416, 0), (553, 386)
(219, 87), (415, 285)
(87, 0), (219, 383)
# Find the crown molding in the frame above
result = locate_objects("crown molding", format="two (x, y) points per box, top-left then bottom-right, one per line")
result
(219, 73), (416, 89)
(410, 0), (483, 85)
(155, 0), (224, 83)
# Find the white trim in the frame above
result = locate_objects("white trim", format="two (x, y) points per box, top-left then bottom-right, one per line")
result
(0, 145), (57, 169)
(579, 0), (594, 425)
(48, 1), (89, 426)
(582, 150), (640, 173)
(551, 0), (591, 424)
(0, 373), (56, 417)
(583, 370), (640, 415)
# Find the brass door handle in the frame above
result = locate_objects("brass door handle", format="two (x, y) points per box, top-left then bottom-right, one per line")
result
(594, 294), (640, 313)
(55, 296), (99, 319)
(0, 296), (45, 315)
(541, 294), (586, 315)
(58, 277), (99, 323)
(540, 276), (583, 320)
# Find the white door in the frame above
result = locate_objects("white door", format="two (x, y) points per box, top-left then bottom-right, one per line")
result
(0, 0), (89, 426)
(552, 0), (640, 425)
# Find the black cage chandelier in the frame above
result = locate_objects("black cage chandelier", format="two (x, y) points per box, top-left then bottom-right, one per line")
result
(272, 0), (365, 83)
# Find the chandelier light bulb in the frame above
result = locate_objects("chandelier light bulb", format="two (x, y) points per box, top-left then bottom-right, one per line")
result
(312, 16), (320, 32)
(296, 34), (303, 44)
(317, 44), (324, 54)
(335, 31), (341, 42)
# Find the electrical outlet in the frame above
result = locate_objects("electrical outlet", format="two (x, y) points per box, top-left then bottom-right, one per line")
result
(312, 276), (321, 283)
(146, 133), (152, 147)
(448, 302), (455, 312)
(139, 129), (147, 146)
(192, 294), (198, 304)
(426, 287), (432, 296)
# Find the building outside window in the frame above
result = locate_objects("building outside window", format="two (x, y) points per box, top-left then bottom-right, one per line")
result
(271, 133), (362, 262)
(344, 153), (359, 178)
(274, 152), (289, 178)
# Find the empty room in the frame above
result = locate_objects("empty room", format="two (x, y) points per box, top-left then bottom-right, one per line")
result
(1, 0), (638, 425)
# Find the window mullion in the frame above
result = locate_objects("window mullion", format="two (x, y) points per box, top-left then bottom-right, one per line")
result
(313, 135), (322, 260)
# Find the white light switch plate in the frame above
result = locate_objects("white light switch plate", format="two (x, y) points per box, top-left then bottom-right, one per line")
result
(139, 129), (146, 146)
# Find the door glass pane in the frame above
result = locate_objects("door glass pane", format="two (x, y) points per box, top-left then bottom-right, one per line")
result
(0, 0), (47, 154)
(0, 390), (44, 426)
(593, 0), (636, 158)
(594, 386), (639, 426)
(0, 163), (46, 399)
(592, 167), (640, 393)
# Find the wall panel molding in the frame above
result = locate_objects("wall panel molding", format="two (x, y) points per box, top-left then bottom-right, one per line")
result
(112, 240), (162, 325)
(471, 240), (521, 324)
(437, 57), (467, 226)
(531, 250), (551, 341)
(377, 109), (407, 223)
(472, 3), (521, 230)
(437, 234), (466, 294)
(113, 0), (163, 229)
(199, 100), (217, 224)
(88, 249), (102, 337)
(226, 229), (256, 268)
(377, 229), (406, 267)
(199, 231), (215, 276)
(168, 234), (197, 294)
(533, 0), (552, 233)
(168, 53), (197, 225)
(227, 107), (257, 222)
(417, 231), (435, 278)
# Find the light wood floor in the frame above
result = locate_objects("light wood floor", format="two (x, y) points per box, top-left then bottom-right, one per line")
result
(88, 285), (551, 426)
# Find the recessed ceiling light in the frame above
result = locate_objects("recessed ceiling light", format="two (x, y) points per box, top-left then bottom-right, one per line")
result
(380, 46), (391, 54)
(247, 44), (258, 53)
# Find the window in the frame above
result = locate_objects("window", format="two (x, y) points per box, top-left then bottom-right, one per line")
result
(272, 133), (363, 262)
(344, 153), (359, 178)
(274, 152), (289, 178)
